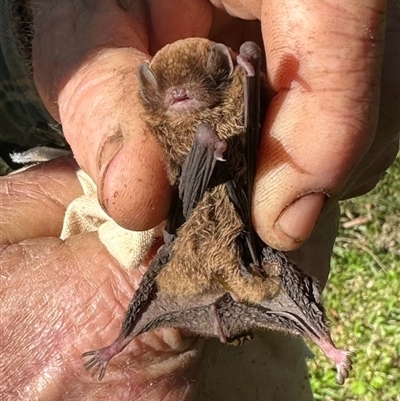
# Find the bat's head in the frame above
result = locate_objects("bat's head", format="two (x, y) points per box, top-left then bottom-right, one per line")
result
(137, 38), (243, 174)
(138, 38), (235, 120)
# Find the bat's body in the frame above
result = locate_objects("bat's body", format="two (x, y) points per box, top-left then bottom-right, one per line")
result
(139, 38), (277, 303)
(83, 38), (353, 384)
(159, 185), (276, 302)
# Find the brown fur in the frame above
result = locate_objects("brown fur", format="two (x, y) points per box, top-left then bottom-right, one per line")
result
(139, 38), (279, 304)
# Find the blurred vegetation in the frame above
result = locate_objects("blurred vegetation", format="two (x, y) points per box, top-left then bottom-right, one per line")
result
(309, 154), (400, 400)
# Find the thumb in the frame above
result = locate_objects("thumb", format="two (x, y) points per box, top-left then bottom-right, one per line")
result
(254, 0), (386, 251)
(58, 48), (172, 230)
(32, 2), (172, 231)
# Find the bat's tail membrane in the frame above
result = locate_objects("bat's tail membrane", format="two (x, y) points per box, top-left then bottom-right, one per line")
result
(259, 246), (353, 384)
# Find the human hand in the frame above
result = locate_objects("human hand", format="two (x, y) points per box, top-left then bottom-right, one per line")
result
(250, 0), (400, 284)
(0, 158), (313, 400)
(3, 0), (398, 399)
(0, 158), (202, 400)
(251, 0), (400, 254)
(32, 0), (399, 256)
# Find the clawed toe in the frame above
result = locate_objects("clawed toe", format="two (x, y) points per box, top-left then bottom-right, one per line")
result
(82, 350), (109, 381)
(335, 351), (354, 385)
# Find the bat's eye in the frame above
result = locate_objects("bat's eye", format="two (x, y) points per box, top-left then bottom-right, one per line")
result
(171, 87), (191, 104)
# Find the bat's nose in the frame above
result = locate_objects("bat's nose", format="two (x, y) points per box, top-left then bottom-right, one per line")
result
(172, 87), (190, 102)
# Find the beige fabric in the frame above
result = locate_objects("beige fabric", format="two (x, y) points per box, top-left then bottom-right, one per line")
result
(8, 147), (71, 175)
(9, 145), (156, 270)
(60, 169), (155, 270)
(10, 146), (71, 164)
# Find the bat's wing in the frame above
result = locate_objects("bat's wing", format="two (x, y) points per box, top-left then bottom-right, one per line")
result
(133, 258), (353, 385)
(82, 244), (172, 380)
(237, 41), (262, 209)
(164, 124), (227, 240)
(226, 42), (264, 270)
(178, 123), (227, 220)
(163, 123), (227, 241)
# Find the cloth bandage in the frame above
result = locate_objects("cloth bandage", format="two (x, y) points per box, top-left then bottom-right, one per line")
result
(60, 169), (156, 270)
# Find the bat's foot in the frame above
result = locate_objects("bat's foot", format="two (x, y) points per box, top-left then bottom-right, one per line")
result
(227, 332), (254, 346)
(82, 341), (124, 381)
(334, 350), (353, 385)
(239, 263), (253, 278)
(333, 350), (353, 385)
(313, 337), (354, 385)
(239, 262), (265, 279)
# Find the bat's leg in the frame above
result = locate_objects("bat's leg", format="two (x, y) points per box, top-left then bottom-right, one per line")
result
(133, 293), (232, 342)
(249, 307), (353, 385)
(82, 244), (171, 380)
(82, 338), (128, 381)
(312, 337), (354, 385)
(120, 244), (171, 336)
(134, 293), (251, 346)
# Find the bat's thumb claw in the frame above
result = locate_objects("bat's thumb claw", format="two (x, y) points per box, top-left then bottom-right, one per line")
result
(239, 42), (261, 61)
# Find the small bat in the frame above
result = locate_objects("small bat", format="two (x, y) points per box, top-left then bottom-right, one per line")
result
(83, 38), (353, 384)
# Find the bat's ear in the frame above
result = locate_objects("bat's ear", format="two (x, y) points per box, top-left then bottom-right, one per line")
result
(207, 43), (234, 81)
(138, 62), (158, 104)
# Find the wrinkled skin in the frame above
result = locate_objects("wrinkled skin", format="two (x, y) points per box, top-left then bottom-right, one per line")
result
(1, 0), (399, 400)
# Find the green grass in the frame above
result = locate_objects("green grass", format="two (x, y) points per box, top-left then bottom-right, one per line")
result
(309, 155), (400, 400)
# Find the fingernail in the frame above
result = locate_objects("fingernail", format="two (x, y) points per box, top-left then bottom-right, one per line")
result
(276, 193), (326, 243)
(97, 132), (124, 209)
